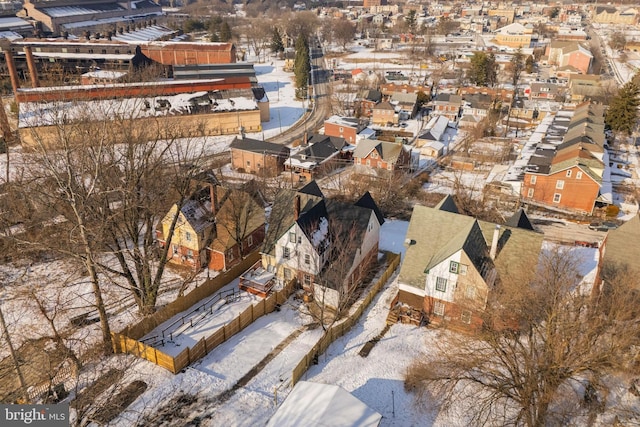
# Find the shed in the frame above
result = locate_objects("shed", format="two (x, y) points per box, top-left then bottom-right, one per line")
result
(266, 381), (382, 427)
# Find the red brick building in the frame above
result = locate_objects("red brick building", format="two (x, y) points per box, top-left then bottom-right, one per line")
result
(324, 116), (364, 145)
(140, 42), (236, 65)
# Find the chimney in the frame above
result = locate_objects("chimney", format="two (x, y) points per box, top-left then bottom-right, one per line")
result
(3, 49), (20, 95)
(210, 184), (218, 216)
(303, 131), (308, 146)
(294, 195), (301, 221)
(490, 224), (500, 260)
(23, 46), (40, 88)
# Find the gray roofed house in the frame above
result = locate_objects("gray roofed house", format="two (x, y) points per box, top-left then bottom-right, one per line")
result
(396, 200), (543, 329)
(602, 215), (640, 286)
(505, 208), (535, 231)
(230, 136), (290, 176)
(434, 194), (459, 213)
(286, 134), (348, 181)
(352, 139), (411, 171)
(260, 181), (384, 308)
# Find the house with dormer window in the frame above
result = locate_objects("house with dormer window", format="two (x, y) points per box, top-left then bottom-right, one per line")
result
(243, 181), (384, 306)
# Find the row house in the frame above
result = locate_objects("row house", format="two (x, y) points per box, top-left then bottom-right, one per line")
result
(592, 6), (638, 25)
(521, 102), (609, 214)
(430, 93), (462, 122)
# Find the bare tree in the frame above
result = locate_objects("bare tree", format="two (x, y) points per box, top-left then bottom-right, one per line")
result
(301, 218), (377, 330)
(405, 247), (640, 426)
(333, 20), (356, 52)
(283, 11), (319, 42)
(245, 20), (272, 63)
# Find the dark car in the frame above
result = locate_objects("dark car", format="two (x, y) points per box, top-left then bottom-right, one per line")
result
(588, 221), (618, 232)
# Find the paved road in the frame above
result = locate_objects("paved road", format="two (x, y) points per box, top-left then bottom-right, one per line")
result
(534, 219), (608, 245)
(267, 45), (332, 145)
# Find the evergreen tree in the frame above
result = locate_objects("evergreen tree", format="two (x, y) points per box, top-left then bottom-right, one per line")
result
(510, 49), (525, 87)
(525, 55), (535, 73)
(219, 21), (232, 42)
(294, 34), (310, 98)
(271, 28), (285, 53)
(468, 52), (489, 86)
(605, 80), (640, 137)
(486, 53), (498, 87)
(405, 10), (417, 34)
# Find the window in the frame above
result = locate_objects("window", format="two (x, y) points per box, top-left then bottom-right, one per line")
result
(172, 245), (178, 255)
(553, 193), (561, 203)
(228, 250), (234, 261)
(247, 235), (253, 247)
(566, 170), (572, 177)
(366, 159), (371, 166)
(465, 285), (475, 299)
(527, 188), (534, 198)
(576, 171), (583, 179)
(530, 175), (537, 184)
(186, 249), (193, 259)
(304, 254), (311, 265)
(289, 232), (296, 243)
(246, 160), (251, 166)
(284, 268), (292, 280)
(449, 261), (460, 274)
(283, 247), (290, 259)
(434, 301), (445, 316)
(304, 274), (311, 285)
(556, 180), (564, 190)
(461, 310), (472, 324)
(435, 277), (447, 292)
(185, 231), (192, 241)
(339, 126), (344, 133)
(459, 264), (468, 275)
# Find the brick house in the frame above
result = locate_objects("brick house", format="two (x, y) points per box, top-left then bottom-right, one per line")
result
(521, 144), (603, 214)
(230, 136), (290, 176)
(430, 93), (462, 122)
(520, 102), (608, 215)
(355, 90), (383, 118)
(353, 139), (412, 172)
(324, 116), (366, 145)
(396, 197), (542, 330)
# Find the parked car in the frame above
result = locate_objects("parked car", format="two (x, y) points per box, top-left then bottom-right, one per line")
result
(588, 221), (618, 232)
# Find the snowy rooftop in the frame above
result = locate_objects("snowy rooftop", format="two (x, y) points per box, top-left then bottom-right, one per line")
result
(19, 92), (258, 128)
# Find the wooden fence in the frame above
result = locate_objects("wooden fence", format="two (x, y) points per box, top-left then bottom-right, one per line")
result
(112, 270), (296, 374)
(291, 252), (401, 386)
